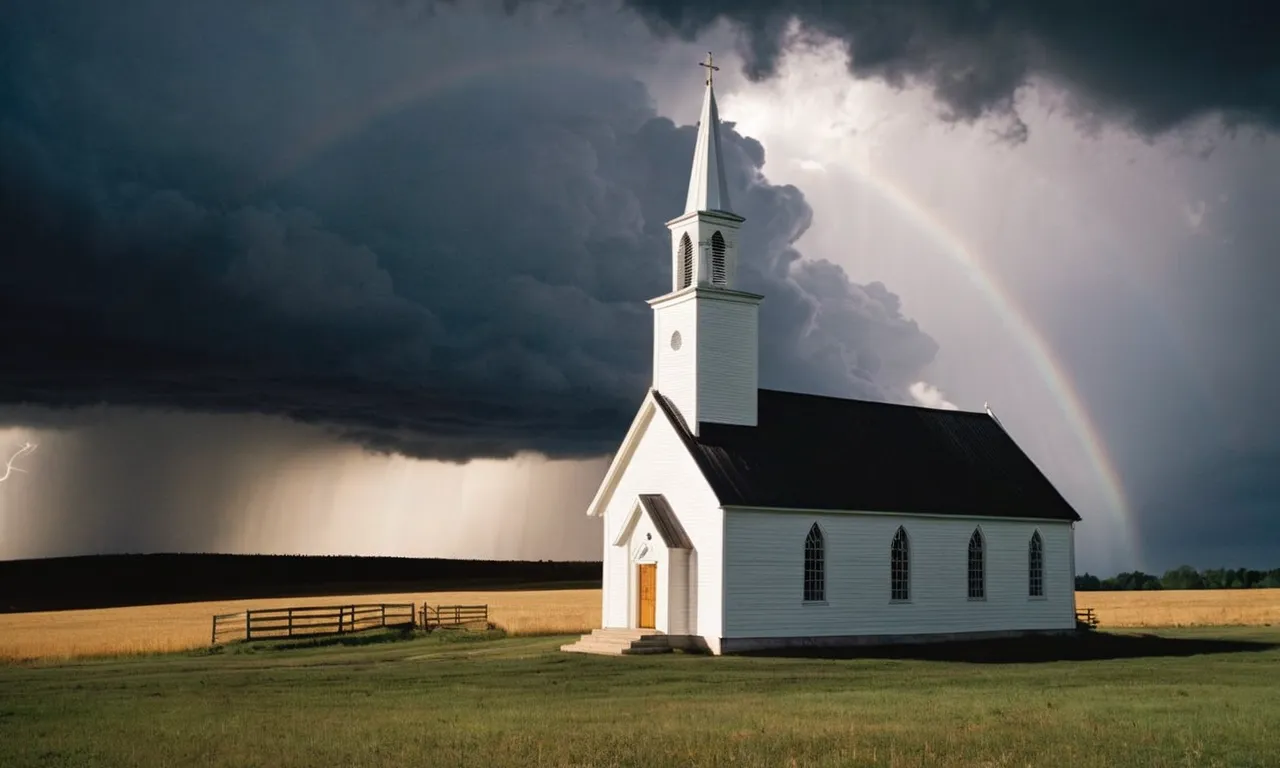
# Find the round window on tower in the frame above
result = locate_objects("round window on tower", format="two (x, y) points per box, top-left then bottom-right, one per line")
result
(670, 331), (682, 351)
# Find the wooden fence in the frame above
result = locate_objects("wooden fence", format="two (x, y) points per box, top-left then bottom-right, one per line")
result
(212, 611), (248, 645)
(1075, 607), (1099, 629)
(211, 602), (415, 644)
(421, 603), (489, 630)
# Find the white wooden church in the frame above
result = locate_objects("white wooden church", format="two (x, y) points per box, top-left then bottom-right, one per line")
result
(563, 60), (1081, 657)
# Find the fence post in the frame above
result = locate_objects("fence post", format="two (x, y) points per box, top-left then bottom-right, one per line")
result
(245, 610), (251, 641)
(211, 615), (217, 646)
(288, 607), (294, 637)
(381, 604), (386, 628)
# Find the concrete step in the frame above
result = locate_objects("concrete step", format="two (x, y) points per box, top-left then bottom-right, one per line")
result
(564, 636), (632, 648)
(589, 628), (659, 641)
(561, 628), (673, 656)
(630, 635), (670, 646)
(560, 642), (624, 655)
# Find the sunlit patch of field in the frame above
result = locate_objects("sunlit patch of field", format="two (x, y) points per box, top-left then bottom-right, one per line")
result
(0, 589), (601, 661)
(7, 587), (1277, 661)
(1077, 588), (1280, 628)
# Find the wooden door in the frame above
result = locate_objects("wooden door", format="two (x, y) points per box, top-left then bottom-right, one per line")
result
(637, 563), (657, 629)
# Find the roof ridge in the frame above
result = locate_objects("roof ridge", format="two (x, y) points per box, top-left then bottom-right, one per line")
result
(755, 387), (989, 418)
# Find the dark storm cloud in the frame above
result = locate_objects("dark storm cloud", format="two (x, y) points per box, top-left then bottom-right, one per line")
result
(1135, 448), (1280, 569)
(0, 1), (936, 461)
(622, 0), (1280, 140)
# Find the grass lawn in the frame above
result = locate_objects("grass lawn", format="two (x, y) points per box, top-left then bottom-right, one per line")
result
(1, 628), (1277, 767)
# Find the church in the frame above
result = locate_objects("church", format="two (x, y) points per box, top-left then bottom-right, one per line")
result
(563, 59), (1081, 657)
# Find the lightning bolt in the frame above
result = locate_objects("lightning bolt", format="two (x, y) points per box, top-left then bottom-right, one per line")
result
(0, 442), (37, 483)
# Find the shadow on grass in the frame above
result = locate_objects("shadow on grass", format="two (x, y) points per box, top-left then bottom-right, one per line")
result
(212, 627), (510, 655)
(216, 627), (420, 654)
(735, 631), (1280, 663)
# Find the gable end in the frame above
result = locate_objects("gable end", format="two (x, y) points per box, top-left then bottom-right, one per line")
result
(585, 392), (658, 517)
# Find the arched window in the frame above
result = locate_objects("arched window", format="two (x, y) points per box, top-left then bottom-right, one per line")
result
(803, 523), (825, 602)
(679, 234), (694, 289)
(968, 528), (985, 600)
(1029, 531), (1044, 597)
(710, 231), (726, 285)
(890, 526), (910, 601)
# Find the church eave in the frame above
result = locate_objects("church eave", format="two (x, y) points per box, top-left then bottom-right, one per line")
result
(665, 209), (745, 228)
(720, 504), (1081, 524)
(647, 285), (765, 309)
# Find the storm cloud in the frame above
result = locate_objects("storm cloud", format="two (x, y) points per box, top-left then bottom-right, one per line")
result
(623, 0), (1280, 141)
(0, 0), (937, 462)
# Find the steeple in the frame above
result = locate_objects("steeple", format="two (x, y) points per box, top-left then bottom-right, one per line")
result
(684, 53), (732, 215)
(648, 53), (762, 435)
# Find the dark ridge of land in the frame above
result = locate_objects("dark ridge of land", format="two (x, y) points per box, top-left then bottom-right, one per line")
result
(0, 553), (602, 613)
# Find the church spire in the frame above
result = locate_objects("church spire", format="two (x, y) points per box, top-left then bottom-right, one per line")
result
(684, 53), (732, 215)
(651, 52), (761, 434)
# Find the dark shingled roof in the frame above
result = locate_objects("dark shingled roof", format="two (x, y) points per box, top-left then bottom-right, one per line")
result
(652, 389), (1081, 522)
(637, 494), (693, 549)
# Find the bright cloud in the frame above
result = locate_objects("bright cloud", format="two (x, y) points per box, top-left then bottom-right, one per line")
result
(908, 381), (959, 411)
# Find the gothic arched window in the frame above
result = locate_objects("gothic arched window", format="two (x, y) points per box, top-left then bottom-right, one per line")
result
(679, 234), (694, 289)
(968, 528), (985, 600)
(891, 526), (910, 601)
(803, 523), (825, 602)
(1029, 531), (1044, 597)
(710, 231), (726, 285)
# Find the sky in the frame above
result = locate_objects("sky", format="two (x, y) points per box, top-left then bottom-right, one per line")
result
(1, 0), (1277, 573)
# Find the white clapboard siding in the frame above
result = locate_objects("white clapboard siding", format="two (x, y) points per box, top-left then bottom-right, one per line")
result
(667, 548), (691, 635)
(696, 295), (758, 427)
(600, 399), (723, 643)
(652, 297), (699, 426)
(722, 509), (1075, 638)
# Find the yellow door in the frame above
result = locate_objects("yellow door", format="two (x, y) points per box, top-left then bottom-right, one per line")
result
(637, 563), (657, 629)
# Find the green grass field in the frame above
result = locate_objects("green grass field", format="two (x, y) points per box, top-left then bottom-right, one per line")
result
(2, 628), (1278, 767)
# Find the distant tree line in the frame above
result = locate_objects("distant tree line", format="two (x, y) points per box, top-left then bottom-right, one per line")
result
(1076, 566), (1280, 591)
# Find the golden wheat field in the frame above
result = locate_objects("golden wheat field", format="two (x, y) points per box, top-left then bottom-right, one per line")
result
(1075, 588), (1280, 628)
(3, 588), (1278, 661)
(0, 589), (601, 661)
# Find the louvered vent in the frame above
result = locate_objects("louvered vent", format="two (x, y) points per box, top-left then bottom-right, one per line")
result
(710, 231), (726, 285)
(679, 234), (694, 289)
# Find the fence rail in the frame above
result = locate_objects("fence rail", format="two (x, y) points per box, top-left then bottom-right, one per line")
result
(1075, 607), (1099, 629)
(212, 611), (247, 645)
(211, 602), (415, 644)
(421, 603), (489, 630)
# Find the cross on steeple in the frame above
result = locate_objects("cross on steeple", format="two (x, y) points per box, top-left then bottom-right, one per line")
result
(699, 52), (719, 86)
(683, 50), (731, 215)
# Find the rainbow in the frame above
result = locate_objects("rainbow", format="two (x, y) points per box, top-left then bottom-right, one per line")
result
(844, 163), (1139, 562)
